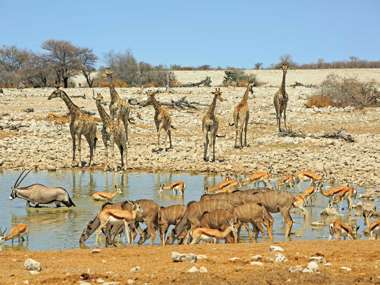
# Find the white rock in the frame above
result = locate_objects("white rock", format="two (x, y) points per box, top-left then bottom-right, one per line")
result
(289, 265), (303, 273)
(130, 266), (140, 273)
(274, 253), (288, 263)
(270, 245), (284, 252)
(127, 280), (135, 285)
(340, 266), (352, 272)
(24, 258), (41, 272)
(79, 282), (92, 285)
(29, 271), (40, 275)
(187, 266), (199, 273)
(309, 256), (326, 264)
(250, 261), (264, 266)
(96, 278), (105, 283)
(229, 257), (241, 262)
(251, 255), (262, 261)
(302, 261), (319, 273)
(199, 266), (208, 273)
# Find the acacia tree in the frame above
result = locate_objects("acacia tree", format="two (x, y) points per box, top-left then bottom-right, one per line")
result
(78, 48), (97, 87)
(42, 40), (82, 87)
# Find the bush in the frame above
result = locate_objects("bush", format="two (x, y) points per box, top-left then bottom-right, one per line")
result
(223, 70), (258, 87)
(306, 74), (380, 108)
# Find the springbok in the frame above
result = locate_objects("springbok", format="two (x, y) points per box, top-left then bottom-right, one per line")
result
(199, 209), (237, 243)
(368, 219), (380, 240)
(0, 224), (29, 245)
(159, 181), (185, 196)
(206, 175), (241, 193)
(293, 185), (318, 216)
(329, 220), (359, 240)
(241, 170), (272, 188)
(96, 201), (143, 245)
(10, 170), (75, 208)
(320, 184), (356, 210)
(92, 186), (122, 201)
(190, 222), (237, 244)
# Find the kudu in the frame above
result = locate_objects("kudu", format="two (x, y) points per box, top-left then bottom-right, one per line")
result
(9, 170), (75, 208)
(199, 209), (237, 243)
(158, 204), (186, 245)
(232, 202), (274, 242)
(79, 199), (159, 247)
(173, 199), (234, 242)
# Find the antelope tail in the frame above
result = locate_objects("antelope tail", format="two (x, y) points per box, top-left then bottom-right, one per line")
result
(67, 194), (76, 207)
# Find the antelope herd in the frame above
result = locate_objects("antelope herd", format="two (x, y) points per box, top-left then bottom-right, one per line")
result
(1, 67), (379, 250)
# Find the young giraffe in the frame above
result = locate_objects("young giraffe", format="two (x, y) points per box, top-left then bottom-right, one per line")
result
(105, 71), (131, 142)
(231, 83), (254, 148)
(94, 93), (128, 170)
(142, 90), (173, 150)
(273, 63), (289, 132)
(202, 88), (224, 162)
(48, 87), (98, 167)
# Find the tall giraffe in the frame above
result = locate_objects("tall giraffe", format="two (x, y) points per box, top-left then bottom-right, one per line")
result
(202, 88), (224, 162)
(273, 63), (289, 132)
(48, 87), (97, 167)
(94, 93), (128, 171)
(142, 90), (173, 150)
(105, 71), (131, 142)
(231, 83), (254, 148)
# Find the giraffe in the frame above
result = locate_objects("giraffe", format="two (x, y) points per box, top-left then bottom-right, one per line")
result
(231, 83), (254, 148)
(105, 70), (131, 142)
(48, 87), (97, 167)
(273, 63), (289, 132)
(93, 93), (128, 171)
(142, 90), (173, 150)
(202, 88), (224, 162)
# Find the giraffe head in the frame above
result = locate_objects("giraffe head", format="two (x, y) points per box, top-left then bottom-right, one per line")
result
(93, 92), (105, 103)
(282, 63), (288, 73)
(247, 83), (254, 94)
(211, 88), (224, 102)
(48, 86), (64, 100)
(142, 90), (160, 107)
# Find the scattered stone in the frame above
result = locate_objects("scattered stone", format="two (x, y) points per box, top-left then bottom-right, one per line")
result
(130, 266), (141, 273)
(250, 261), (264, 266)
(29, 271), (40, 275)
(340, 266), (352, 272)
(103, 282), (120, 285)
(80, 273), (90, 280)
(187, 266), (199, 273)
(24, 258), (41, 272)
(229, 257), (241, 262)
(127, 280), (135, 285)
(23, 281), (29, 285)
(274, 253), (288, 263)
(289, 265), (304, 273)
(309, 255), (326, 264)
(302, 261), (319, 273)
(91, 248), (101, 254)
(199, 266), (208, 273)
(171, 251), (205, 262)
(324, 262), (332, 266)
(270, 245), (284, 252)
(251, 255), (263, 261)
(23, 108), (34, 113)
(79, 282), (92, 285)
(96, 278), (105, 283)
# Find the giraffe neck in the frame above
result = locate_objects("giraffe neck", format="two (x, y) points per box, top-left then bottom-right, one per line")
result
(95, 100), (112, 126)
(150, 96), (161, 113)
(207, 95), (218, 117)
(109, 84), (121, 104)
(241, 85), (250, 103)
(59, 91), (80, 116)
(281, 69), (287, 94)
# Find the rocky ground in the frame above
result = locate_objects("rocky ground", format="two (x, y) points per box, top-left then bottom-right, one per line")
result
(0, 69), (379, 187)
(1, 240), (379, 285)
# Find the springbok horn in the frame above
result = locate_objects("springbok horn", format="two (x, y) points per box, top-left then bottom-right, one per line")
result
(13, 170), (26, 189)
(16, 169), (32, 188)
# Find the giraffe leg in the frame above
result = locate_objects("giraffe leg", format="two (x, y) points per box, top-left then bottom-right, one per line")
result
(244, 113), (249, 147)
(157, 127), (161, 149)
(211, 132), (216, 162)
(71, 134), (77, 167)
(283, 105), (287, 131)
(239, 121), (244, 148)
(111, 136), (116, 171)
(77, 134), (82, 167)
(203, 131), (209, 161)
(167, 128), (173, 149)
(234, 119), (239, 148)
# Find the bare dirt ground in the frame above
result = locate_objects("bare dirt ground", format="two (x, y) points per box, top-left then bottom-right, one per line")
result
(1, 240), (380, 285)
(0, 69), (379, 187)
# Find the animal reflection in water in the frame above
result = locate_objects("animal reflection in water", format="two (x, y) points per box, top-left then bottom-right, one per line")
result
(9, 170), (76, 208)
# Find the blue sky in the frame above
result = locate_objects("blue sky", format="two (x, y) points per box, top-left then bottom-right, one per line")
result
(1, 0), (379, 67)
